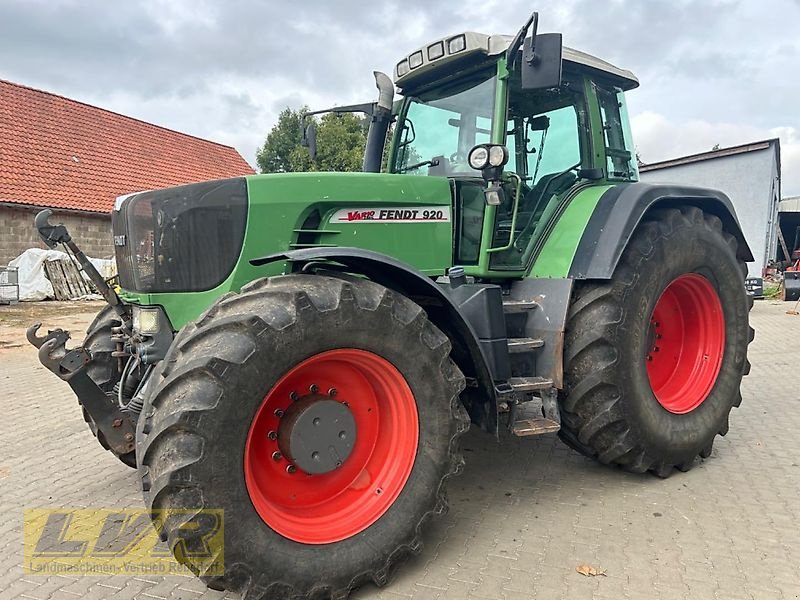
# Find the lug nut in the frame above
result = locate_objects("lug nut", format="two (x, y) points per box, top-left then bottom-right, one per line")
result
(272, 451), (282, 461)
(267, 430), (277, 440)
(328, 387), (337, 397)
(309, 384), (319, 394)
(286, 465), (296, 474)
(124, 433), (134, 442)
(274, 408), (285, 418)
(112, 419), (123, 428)
(289, 391), (299, 402)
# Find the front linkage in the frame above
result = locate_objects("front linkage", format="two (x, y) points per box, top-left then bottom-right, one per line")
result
(27, 210), (137, 460)
(27, 324), (136, 456)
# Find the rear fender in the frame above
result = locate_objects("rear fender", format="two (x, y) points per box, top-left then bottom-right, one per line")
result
(569, 183), (754, 280)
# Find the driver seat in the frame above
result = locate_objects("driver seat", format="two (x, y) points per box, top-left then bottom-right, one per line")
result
(520, 171), (578, 223)
(494, 171), (577, 248)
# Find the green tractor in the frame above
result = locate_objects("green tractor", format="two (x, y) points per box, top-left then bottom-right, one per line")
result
(29, 12), (753, 600)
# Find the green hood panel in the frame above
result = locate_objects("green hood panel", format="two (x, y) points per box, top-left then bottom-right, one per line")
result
(123, 172), (454, 330)
(245, 172), (454, 277)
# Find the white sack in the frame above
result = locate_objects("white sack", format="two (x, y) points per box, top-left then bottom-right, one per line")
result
(7, 248), (116, 301)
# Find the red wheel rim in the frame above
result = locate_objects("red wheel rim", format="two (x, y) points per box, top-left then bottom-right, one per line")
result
(244, 349), (419, 544)
(646, 274), (725, 414)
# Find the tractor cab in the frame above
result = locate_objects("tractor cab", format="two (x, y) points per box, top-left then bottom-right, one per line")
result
(387, 29), (640, 277)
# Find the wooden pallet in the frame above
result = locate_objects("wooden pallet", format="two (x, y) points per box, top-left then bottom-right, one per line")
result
(44, 258), (92, 300)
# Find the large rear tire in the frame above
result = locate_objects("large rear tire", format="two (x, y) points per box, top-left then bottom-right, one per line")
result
(558, 206), (753, 477)
(81, 306), (137, 468)
(136, 274), (468, 599)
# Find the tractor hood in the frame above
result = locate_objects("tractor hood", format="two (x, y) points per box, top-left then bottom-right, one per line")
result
(114, 172), (454, 330)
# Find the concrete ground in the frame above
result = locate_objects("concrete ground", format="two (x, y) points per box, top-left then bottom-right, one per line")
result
(0, 299), (798, 600)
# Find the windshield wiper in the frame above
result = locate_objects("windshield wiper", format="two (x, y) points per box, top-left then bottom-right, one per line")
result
(397, 158), (440, 173)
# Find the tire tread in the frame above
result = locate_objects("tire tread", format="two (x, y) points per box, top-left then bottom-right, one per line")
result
(137, 275), (468, 599)
(558, 206), (753, 477)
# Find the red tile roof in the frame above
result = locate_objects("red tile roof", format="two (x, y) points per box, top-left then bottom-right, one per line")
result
(0, 79), (255, 213)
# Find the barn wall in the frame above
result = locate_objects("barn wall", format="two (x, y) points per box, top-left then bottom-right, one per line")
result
(640, 146), (780, 278)
(0, 205), (113, 266)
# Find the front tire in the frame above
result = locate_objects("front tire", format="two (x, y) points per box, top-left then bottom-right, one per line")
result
(136, 274), (468, 599)
(558, 206), (752, 477)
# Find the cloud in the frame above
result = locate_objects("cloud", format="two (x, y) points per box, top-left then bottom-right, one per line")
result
(0, 0), (797, 191)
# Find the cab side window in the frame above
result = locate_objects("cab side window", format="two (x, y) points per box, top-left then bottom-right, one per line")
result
(506, 101), (583, 186)
(597, 86), (638, 181)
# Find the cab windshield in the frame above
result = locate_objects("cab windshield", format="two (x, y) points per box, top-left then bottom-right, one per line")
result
(392, 69), (496, 176)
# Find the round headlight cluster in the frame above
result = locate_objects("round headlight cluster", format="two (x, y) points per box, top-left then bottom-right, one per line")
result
(468, 144), (509, 170)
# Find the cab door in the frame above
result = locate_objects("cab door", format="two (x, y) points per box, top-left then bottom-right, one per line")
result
(485, 73), (591, 273)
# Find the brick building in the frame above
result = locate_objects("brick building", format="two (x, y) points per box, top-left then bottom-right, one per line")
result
(0, 80), (255, 265)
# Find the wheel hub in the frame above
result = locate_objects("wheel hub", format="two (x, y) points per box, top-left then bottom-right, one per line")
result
(277, 393), (356, 474)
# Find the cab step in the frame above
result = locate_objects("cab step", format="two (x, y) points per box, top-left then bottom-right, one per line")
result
(507, 337), (544, 353)
(502, 299), (539, 313)
(508, 376), (553, 392)
(512, 417), (561, 437)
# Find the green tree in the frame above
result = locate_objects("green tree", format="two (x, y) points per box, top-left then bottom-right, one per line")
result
(256, 108), (367, 173)
(314, 112), (366, 172)
(256, 107), (307, 173)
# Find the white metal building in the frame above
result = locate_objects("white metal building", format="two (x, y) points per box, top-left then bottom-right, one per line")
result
(639, 139), (781, 278)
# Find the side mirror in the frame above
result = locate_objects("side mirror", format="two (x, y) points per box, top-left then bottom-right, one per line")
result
(521, 32), (563, 90)
(300, 120), (317, 161)
(468, 144), (510, 206)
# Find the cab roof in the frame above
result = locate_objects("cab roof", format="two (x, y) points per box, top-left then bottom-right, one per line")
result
(394, 32), (639, 91)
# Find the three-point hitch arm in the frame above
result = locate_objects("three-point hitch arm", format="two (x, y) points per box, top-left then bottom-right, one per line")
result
(34, 209), (127, 320)
(26, 209), (137, 458)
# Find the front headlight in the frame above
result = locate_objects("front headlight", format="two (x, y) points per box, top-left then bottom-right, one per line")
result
(428, 42), (445, 60)
(408, 51), (424, 70)
(468, 146), (489, 170)
(132, 306), (161, 335)
(396, 60), (409, 77)
(488, 145), (508, 167)
(447, 34), (466, 54)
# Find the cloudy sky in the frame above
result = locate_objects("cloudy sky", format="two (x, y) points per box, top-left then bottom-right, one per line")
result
(2, 0), (798, 194)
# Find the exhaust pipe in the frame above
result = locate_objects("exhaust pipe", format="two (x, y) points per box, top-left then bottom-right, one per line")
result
(362, 71), (395, 173)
